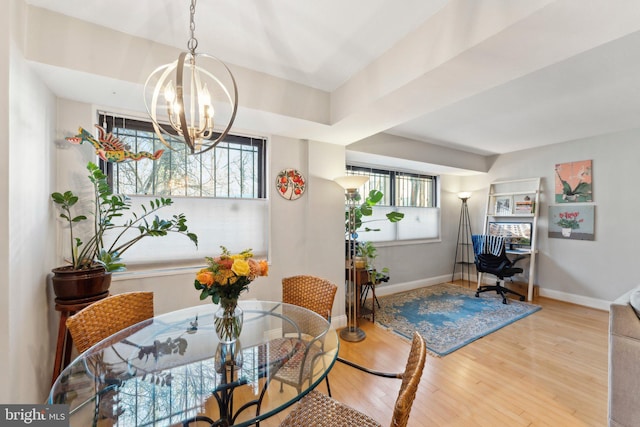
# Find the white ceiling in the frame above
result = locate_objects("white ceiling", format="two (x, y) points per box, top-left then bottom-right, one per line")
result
(24, 0), (640, 158)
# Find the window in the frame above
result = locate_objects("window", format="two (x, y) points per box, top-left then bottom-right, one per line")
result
(99, 115), (266, 198)
(96, 113), (269, 268)
(346, 165), (440, 242)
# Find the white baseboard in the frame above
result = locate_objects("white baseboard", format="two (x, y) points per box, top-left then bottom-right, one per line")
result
(375, 274), (450, 297)
(332, 314), (347, 330)
(539, 288), (610, 311)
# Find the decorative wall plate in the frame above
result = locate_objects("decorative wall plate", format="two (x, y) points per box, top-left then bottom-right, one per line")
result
(276, 169), (306, 200)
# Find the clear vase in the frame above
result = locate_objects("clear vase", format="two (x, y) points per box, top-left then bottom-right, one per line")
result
(214, 298), (243, 344)
(215, 340), (243, 374)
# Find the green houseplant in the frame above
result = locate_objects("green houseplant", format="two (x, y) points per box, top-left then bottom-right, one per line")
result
(345, 189), (404, 237)
(51, 162), (198, 300)
(344, 189), (404, 256)
(344, 189), (401, 285)
(356, 240), (389, 283)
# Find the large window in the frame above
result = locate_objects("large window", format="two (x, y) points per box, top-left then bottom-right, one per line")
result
(100, 115), (266, 198)
(96, 113), (269, 268)
(346, 165), (440, 242)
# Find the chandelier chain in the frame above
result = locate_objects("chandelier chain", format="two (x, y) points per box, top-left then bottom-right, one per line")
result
(187, 0), (198, 54)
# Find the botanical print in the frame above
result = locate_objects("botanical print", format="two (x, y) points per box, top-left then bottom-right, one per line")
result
(548, 205), (595, 240)
(555, 160), (592, 203)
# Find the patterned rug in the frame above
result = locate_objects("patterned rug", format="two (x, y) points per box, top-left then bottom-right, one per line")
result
(372, 282), (541, 356)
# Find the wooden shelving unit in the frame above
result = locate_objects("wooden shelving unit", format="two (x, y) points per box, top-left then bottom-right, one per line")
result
(482, 178), (541, 301)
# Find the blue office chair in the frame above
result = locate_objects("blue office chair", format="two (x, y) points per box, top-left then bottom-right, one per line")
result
(472, 235), (526, 304)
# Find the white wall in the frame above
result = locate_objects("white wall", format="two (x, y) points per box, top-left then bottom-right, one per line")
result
(4, 0), (58, 402)
(464, 128), (640, 307)
(0, 0), (11, 405)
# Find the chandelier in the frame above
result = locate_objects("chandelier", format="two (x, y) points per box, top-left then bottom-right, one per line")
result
(144, 0), (238, 155)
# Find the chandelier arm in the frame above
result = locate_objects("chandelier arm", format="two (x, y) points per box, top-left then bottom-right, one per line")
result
(193, 61), (238, 155)
(175, 51), (194, 153)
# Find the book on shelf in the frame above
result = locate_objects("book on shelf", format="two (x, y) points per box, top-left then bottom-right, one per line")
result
(515, 200), (535, 214)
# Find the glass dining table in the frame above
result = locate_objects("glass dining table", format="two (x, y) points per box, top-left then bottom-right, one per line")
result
(48, 300), (339, 426)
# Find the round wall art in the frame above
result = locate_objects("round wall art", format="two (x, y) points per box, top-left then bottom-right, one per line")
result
(276, 168), (306, 200)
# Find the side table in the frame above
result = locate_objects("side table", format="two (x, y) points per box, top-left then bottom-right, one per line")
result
(51, 292), (109, 386)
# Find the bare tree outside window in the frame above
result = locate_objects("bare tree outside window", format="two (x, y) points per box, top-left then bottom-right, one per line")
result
(99, 114), (266, 199)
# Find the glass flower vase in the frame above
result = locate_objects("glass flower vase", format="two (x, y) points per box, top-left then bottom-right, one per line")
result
(214, 298), (243, 344)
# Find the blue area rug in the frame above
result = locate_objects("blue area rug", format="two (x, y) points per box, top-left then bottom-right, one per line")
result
(373, 282), (541, 356)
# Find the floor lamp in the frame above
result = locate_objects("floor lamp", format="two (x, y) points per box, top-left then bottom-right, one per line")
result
(335, 175), (369, 342)
(452, 192), (473, 286)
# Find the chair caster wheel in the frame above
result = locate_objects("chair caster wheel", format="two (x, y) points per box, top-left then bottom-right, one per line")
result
(519, 296), (525, 301)
(475, 292), (480, 298)
(502, 299), (507, 304)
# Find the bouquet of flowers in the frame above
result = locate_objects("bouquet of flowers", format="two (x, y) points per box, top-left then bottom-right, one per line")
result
(195, 247), (268, 343)
(194, 246), (268, 305)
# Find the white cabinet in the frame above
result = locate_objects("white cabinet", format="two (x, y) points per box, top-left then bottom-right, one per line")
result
(483, 178), (541, 301)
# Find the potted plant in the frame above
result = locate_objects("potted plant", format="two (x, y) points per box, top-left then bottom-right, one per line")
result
(51, 162), (198, 300)
(356, 241), (390, 284)
(344, 189), (404, 257)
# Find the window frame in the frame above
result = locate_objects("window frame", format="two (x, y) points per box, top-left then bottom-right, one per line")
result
(99, 114), (267, 199)
(346, 165), (438, 208)
(346, 164), (441, 243)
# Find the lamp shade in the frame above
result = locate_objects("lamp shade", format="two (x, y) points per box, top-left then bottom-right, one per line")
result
(334, 175), (369, 191)
(457, 191), (472, 200)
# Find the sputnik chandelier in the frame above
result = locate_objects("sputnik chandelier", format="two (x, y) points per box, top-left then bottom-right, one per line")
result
(144, 0), (238, 155)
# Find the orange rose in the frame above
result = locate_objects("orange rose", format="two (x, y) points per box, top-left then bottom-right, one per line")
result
(259, 260), (269, 276)
(196, 270), (214, 287)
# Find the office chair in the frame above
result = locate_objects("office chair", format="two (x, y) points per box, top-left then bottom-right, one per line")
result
(472, 235), (526, 304)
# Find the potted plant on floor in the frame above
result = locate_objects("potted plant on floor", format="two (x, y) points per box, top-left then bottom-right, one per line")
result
(51, 162), (198, 301)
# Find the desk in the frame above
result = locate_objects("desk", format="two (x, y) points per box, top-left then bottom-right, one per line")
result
(49, 301), (338, 426)
(506, 248), (537, 301)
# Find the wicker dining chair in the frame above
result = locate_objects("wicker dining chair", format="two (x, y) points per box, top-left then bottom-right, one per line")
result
(282, 275), (337, 321)
(274, 275), (337, 396)
(66, 291), (154, 353)
(279, 332), (427, 427)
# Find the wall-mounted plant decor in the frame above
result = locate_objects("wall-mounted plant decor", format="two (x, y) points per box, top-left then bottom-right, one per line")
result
(548, 205), (595, 240)
(555, 160), (593, 203)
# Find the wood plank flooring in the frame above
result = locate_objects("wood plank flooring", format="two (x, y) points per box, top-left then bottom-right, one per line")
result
(266, 281), (610, 427)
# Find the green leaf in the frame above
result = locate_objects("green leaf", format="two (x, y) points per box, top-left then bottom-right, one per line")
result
(366, 190), (384, 205)
(359, 204), (373, 216)
(386, 212), (404, 222)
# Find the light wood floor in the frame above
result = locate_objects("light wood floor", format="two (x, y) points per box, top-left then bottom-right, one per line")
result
(266, 281), (610, 427)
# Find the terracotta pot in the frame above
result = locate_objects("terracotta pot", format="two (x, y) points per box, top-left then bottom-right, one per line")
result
(51, 265), (112, 302)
